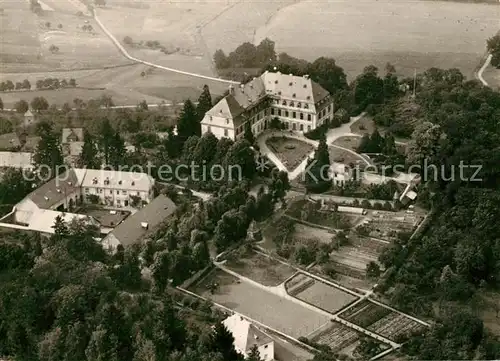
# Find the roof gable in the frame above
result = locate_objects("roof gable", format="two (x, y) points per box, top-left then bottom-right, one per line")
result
(62, 128), (84, 143)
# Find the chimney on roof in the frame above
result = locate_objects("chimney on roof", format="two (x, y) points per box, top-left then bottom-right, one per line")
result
(44, 196), (49, 201)
(254, 335), (259, 340)
(228, 84), (234, 95)
(141, 222), (148, 230)
(56, 188), (61, 193)
(304, 74), (309, 79)
(289, 73), (293, 76)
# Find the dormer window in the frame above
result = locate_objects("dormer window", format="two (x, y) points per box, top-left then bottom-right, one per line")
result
(289, 82), (293, 86)
(118, 180), (122, 185)
(131, 181), (135, 186)
(303, 84), (307, 88)
(290, 102), (294, 107)
(282, 100), (287, 106)
(226, 118), (229, 124)
(292, 93), (296, 98)
(306, 95), (311, 100)
(274, 80), (278, 84)
(304, 104), (309, 109)
(297, 103), (301, 108)
(277, 91), (281, 95)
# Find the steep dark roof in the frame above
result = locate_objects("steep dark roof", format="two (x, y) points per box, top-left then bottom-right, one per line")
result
(27, 170), (80, 209)
(106, 194), (177, 246)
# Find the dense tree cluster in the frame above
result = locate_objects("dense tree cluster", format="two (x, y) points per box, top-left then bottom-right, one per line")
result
(372, 67), (500, 357)
(0, 79), (31, 92)
(0, 218), (252, 361)
(35, 78), (77, 90)
(214, 38), (277, 69)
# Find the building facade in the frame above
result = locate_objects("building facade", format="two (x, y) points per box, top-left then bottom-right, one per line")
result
(201, 71), (334, 140)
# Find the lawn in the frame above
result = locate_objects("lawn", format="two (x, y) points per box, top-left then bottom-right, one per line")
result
(191, 268), (330, 338)
(286, 273), (358, 314)
(266, 136), (314, 172)
(333, 136), (363, 152)
(329, 146), (369, 169)
(252, 0), (500, 80)
(224, 250), (297, 287)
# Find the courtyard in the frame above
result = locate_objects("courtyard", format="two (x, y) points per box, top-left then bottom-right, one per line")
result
(265, 136), (314, 172)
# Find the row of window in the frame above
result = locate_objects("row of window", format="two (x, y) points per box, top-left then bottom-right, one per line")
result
(84, 187), (142, 197)
(274, 99), (310, 109)
(271, 108), (313, 121)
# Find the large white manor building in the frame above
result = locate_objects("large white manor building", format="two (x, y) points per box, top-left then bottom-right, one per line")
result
(201, 71), (334, 140)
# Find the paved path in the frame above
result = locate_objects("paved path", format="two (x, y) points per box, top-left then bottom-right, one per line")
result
(477, 54), (493, 86)
(92, 9), (240, 85)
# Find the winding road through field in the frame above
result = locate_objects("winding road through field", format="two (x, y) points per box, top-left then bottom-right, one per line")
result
(477, 54), (492, 86)
(91, 8), (240, 85)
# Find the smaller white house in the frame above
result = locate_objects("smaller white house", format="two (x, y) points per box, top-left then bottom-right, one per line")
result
(330, 162), (352, 186)
(222, 315), (274, 360)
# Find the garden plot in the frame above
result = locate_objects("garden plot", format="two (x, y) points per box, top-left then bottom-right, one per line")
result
(339, 300), (391, 327)
(286, 273), (357, 314)
(309, 321), (361, 352)
(266, 137), (314, 172)
(293, 223), (334, 245)
(330, 246), (378, 273)
(224, 251), (297, 287)
(339, 300), (427, 341)
(367, 312), (427, 342)
(286, 198), (358, 230)
(365, 211), (423, 240)
(191, 268), (330, 338)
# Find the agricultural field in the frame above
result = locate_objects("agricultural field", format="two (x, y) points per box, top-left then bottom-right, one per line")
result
(0, 2), (130, 73)
(266, 136), (314, 172)
(224, 251), (297, 287)
(286, 273), (358, 314)
(339, 300), (427, 342)
(190, 268), (331, 338)
(0, 63), (228, 107)
(253, 0), (500, 79)
(309, 321), (390, 356)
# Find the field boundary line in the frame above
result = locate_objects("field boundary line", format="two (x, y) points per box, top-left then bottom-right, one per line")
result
(175, 286), (319, 353)
(92, 8), (240, 85)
